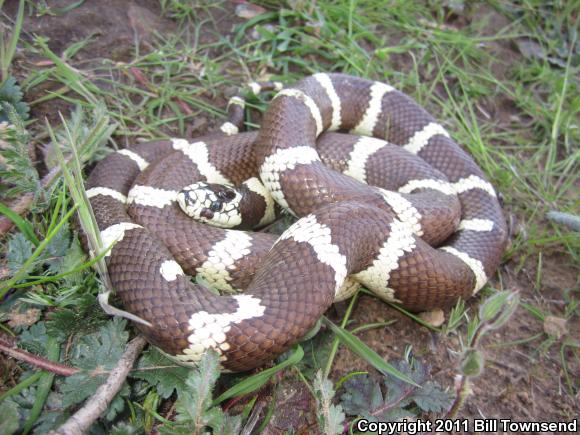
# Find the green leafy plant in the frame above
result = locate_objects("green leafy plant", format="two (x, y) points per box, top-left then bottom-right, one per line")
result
(0, 76), (29, 121)
(0, 106), (38, 199)
(59, 318), (129, 408)
(158, 350), (241, 435)
(447, 290), (520, 417)
(131, 347), (191, 399)
(313, 371), (345, 435)
(340, 357), (453, 423)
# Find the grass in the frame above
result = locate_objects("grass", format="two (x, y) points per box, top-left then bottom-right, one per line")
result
(0, 0), (578, 432)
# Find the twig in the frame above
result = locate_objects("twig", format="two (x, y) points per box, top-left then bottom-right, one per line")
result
(0, 335), (79, 377)
(0, 159), (70, 236)
(546, 211), (580, 232)
(445, 375), (469, 419)
(51, 336), (147, 435)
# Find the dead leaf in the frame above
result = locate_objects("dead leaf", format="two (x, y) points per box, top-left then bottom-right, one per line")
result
(235, 3), (267, 20)
(543, 316), (567, 339)
(7, 307), (41, 328)
(419, 308), (445, 327)
(515, 39), (546, 61)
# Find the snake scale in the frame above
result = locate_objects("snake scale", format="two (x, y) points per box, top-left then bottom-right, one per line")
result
(85, 74), (507, 372)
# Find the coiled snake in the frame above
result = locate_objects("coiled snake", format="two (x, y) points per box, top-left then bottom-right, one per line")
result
(85, 74), (507, 372)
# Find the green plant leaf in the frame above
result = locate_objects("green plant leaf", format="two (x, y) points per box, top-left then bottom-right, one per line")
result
(298, 328), (334, 378)
(460, 349), (485, 378)
(340, 358), (452, 421)
(340, 374), (414, 422)
(208, 412), (242, 435)
(60, 318), (128, 407)
(0, 399), (20, 435)
(313, 371), (345, 435)
(19, 322), (50, 357)
(0, 202), (39, 246)
(479, 291), (520, 331)
(158, 350), (239, 434)
(412, 381), (454, 413)
(104, 383), (130, 421)
(132, 347), (190, 399)
(340, 375), (383, 416)
(6, 233), (34, 273)
(109, 422), (140, 435)
(0, 76), (29, 121)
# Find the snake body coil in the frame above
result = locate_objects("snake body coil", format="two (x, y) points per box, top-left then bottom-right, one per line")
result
(86, 74), (507, 371)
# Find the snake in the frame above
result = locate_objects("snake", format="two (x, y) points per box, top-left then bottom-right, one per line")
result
(85, 73), (507, 372)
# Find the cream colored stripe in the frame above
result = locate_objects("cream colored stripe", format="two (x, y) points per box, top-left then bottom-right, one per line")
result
(398, 179), (456, 195)
(220, 122), (239, 136)
(351, 82), (394, 135)
(248, 82), (261, 95)
(453, 175), (497, 197)
(353, 218), (414, 303)
(172, 139), (232, 184)
(441, 246), (487, 293)
(274, 89), (323, 136)
(378, 189), (423, 236)
(243, 177), (276, 228)
(86, 187), (127, 203)
(343, 136), (387, 183)
(127, 185), (178, 208)
(278, 214), (347, 293)
(177, 295), (266, 364)
(227, 96), (245, 108)
(118, 149), (149, 171)
(100, 222), (142, 257)
(196, 231), (254, 293)
(313, 73), (341, 131)
(458, 218), (495, 232)
(402, 122), (449, 155)
(399, 177), (497, 198)
(259, 146), (320, 212)
(159, 260), (185, 281)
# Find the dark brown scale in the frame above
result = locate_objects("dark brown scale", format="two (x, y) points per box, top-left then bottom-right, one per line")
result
(237, 186), (268, 229)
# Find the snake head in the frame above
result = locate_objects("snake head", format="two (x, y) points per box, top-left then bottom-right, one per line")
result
(177, 182), (243, 228)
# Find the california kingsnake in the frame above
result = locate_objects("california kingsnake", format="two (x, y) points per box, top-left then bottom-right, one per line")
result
(85, 73), (507, 372)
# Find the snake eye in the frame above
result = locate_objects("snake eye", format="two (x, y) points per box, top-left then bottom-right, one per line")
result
(218, 189), (236, 201)
(209, 202), (222, 212)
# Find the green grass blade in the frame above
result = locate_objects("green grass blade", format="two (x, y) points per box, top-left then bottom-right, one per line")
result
(0, 204), (79, 299)
(0, 372), (43, 404)
(0, 202), (40, 246)
(22, 336), (59, 435)
(322, 317), (419, 387)
(11, 245), (110, 289)
(35, 39), (99, 105)
(212, 345), (304, 405)
(1, 0), (24, 82)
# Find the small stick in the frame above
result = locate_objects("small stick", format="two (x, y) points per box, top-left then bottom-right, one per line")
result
(546, 210), (580, 232)
(51, 336), (147, 435)
(0, 335), (78, 377)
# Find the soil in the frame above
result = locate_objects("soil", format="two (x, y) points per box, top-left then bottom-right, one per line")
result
(2, 0), (578, 432)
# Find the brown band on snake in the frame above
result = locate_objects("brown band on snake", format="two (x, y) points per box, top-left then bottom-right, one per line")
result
(85, 73), (507, 371)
